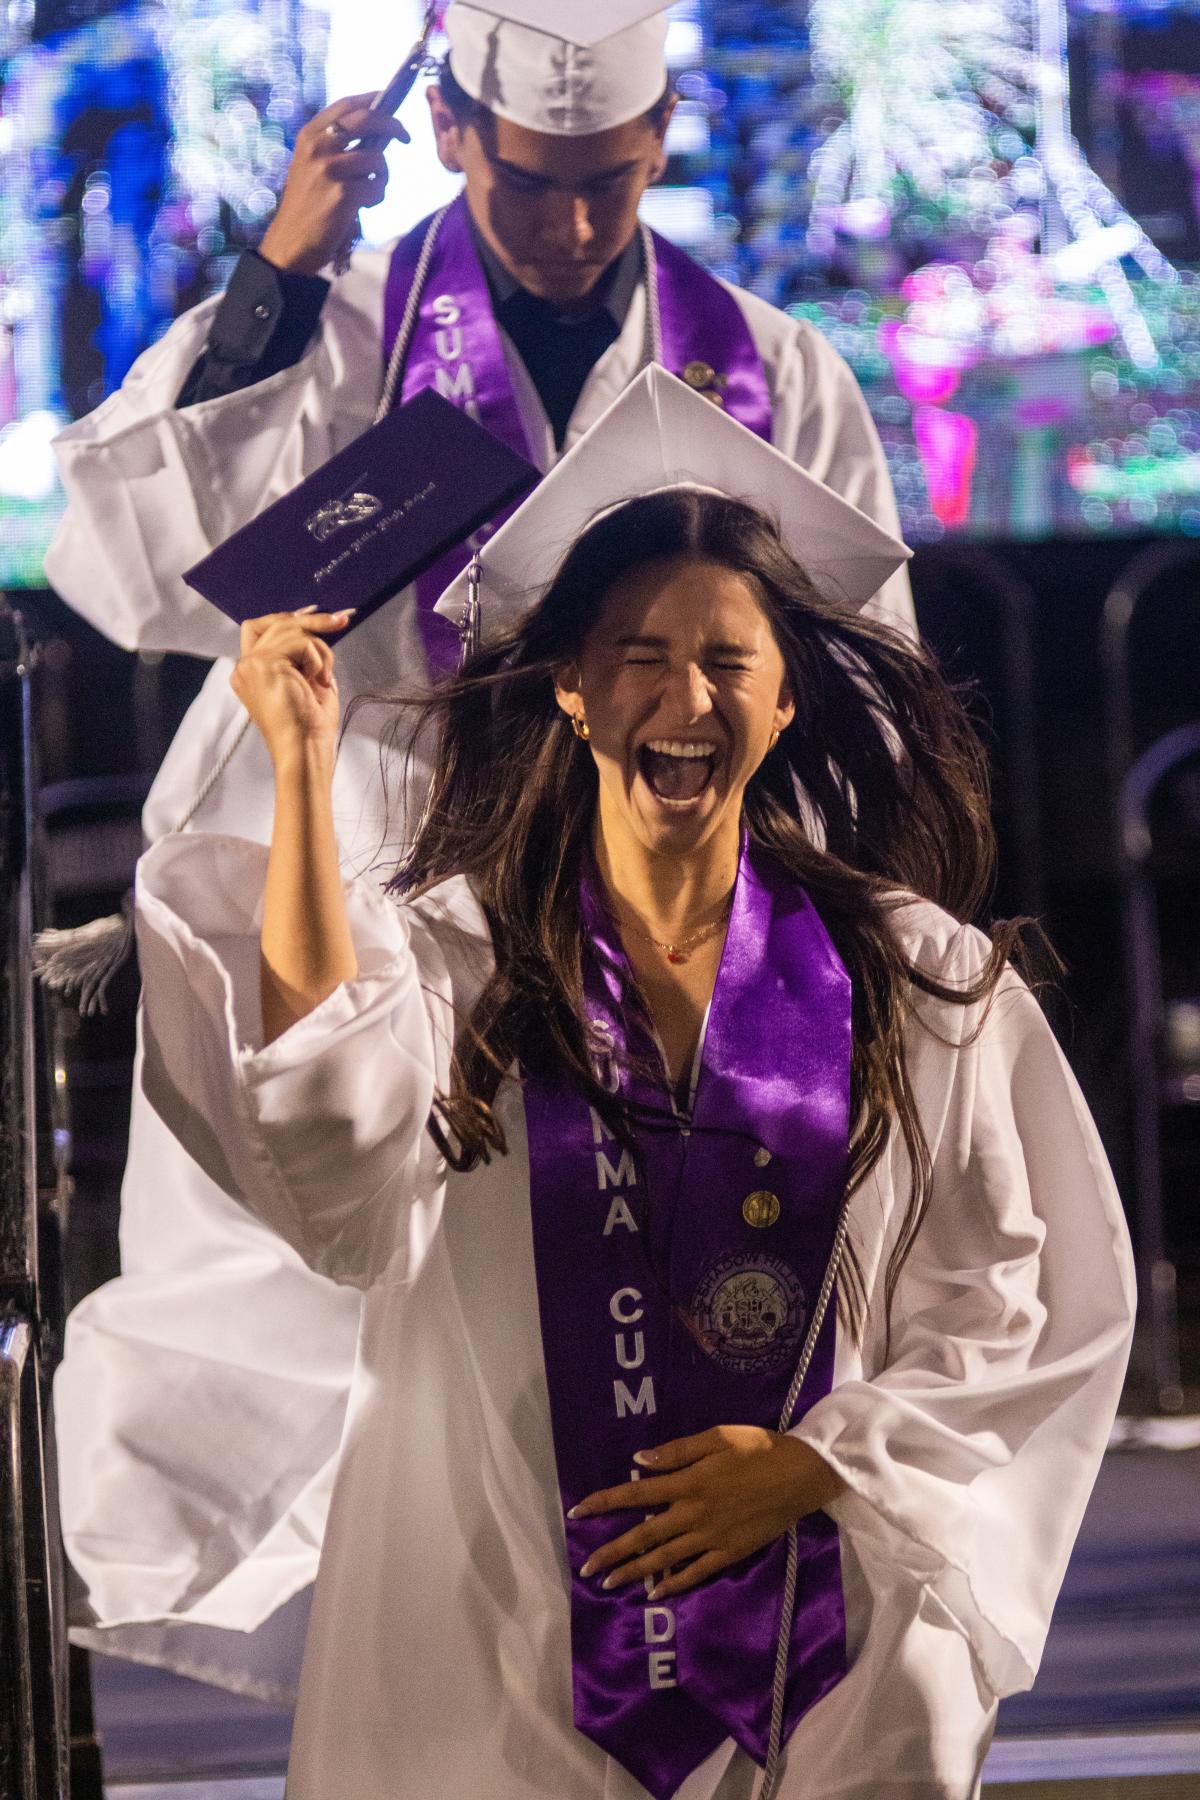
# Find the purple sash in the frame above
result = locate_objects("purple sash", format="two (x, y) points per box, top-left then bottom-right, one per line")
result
(650, 227), (774, 444)
(382, 195), (773, 674)
(522, 843), (850, 1799)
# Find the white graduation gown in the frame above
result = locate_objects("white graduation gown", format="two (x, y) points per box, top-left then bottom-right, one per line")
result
(48, 241), (918, 1674)
(126, 832), (1134, 1800)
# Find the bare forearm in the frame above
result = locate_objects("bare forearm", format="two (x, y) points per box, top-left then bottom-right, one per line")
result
(261, 741), (357, 1044)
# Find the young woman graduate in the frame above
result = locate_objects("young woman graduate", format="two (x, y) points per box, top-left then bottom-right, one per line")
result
(132, 369), (1135, 1800)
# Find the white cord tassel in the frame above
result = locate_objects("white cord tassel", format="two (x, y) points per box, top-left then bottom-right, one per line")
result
(33, 711), (257, 1013)
(754, 1199), (851, 1800)
(32, 891), (135, 1016)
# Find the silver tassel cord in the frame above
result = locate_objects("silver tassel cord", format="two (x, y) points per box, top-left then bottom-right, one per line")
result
(459, 554), (483, 667)
(755, 1198), (851, 1800)
(32, 891), (134, 1017)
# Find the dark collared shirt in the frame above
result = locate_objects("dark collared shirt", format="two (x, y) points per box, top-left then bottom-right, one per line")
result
(176, 225), (643, 447)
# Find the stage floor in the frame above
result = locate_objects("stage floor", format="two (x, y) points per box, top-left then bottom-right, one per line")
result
(97, 1741), (1200, 1799)
(90, 1442), (1200, 1795)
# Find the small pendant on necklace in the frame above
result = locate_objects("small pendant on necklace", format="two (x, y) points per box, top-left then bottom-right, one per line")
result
(667, 949), (686, 965)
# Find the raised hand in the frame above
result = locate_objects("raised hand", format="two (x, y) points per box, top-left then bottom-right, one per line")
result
(230, 608), (354, 771)
(569, 1425), (844, 1600)
(258, 95), (411, 277)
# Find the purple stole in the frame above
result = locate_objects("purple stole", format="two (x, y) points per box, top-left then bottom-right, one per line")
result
(522, 844), (850, 1799)
(382, 194), (773, 673)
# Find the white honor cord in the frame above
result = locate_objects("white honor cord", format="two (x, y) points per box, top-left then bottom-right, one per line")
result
(376, 203), (453, 425)
(170, 711), (252, 833)
(755, 1197), (851, 1800)
(639, 222), (665, 371)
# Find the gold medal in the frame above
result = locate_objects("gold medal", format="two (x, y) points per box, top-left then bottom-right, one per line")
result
(683, 359), (717, 389)
(742, 1190), (781, 1230)
(681, 361), (729, 409)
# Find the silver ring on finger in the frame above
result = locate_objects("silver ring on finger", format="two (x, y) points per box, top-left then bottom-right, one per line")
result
(324, 120), (350, 143)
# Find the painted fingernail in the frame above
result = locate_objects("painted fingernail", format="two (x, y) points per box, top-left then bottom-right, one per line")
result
(566, 1505), (580, 1520)
(602, 1574), (619, 1591)
(633, 1451), (655, 1467)
(297, 604), (318, 615)
(648, 1585), (663, 1600)
(579, 1558), (595, 1578)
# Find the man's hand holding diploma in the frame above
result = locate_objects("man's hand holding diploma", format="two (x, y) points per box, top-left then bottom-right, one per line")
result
(232, 608), (358, 1045)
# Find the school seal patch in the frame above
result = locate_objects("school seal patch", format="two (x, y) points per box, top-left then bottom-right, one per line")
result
(689, 1253), (806, 1374)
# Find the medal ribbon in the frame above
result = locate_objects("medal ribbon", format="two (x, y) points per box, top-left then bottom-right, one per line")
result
(649, 227), (774, 444)
(381, 196), (775, 675)
(522, 841), (850, 1799)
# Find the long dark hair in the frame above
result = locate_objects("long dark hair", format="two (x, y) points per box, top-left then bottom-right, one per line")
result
(392, 489), (1031, 1338)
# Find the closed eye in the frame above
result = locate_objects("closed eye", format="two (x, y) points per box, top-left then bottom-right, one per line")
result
(584, 172), (633, 195)
(499, 169), (551, 195)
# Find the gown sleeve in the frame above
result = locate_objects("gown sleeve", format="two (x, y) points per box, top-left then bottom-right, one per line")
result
(43, 252), (387, 659)
(792, 915), (1136, 1699)
(134, 831), (468, 1291)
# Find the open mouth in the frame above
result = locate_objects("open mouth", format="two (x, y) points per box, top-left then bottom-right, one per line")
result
(636, 738), (721, 807)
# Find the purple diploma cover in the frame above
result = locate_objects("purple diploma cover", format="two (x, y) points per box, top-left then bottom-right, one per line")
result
(182, 387), (538, 634)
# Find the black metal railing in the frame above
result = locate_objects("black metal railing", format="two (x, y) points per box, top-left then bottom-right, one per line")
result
(0, 597), (69, 1798)
(1101, 546), (1200, 1412)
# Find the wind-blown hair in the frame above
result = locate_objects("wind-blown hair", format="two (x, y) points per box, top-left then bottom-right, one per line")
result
(393, 488), (1032, 1338)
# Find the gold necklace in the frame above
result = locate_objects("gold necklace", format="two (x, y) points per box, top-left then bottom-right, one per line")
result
(620, 905), (732, 966)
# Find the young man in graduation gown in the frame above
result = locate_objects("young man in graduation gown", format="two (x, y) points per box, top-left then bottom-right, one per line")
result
(48, 1), (917, 1692)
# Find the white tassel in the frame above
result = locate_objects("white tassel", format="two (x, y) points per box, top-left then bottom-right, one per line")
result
(32, 889), (135, 1016)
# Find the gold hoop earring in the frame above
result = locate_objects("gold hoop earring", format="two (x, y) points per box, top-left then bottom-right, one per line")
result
(571, 714), (590, 741)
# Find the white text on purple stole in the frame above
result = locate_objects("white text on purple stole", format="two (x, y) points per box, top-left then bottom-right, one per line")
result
(590, 1105), (678, 1693)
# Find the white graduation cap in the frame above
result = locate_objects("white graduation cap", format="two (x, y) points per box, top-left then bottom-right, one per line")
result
(436, 366), (912, 642)
(444, 1), (671, 137)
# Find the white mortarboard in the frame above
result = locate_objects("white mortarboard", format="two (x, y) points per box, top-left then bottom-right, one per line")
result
(436, 366), (912, 641)
(444, 2), (670, 138)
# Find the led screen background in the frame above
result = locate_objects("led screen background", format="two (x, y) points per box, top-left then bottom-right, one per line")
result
(5, 0), (1200, 586)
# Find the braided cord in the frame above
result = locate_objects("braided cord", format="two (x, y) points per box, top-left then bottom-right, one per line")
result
(170, 713), (252, 833)
(376, 203), (452, 424)
(640, 221), (664, 371)
(755, 1198), (851, 1800)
